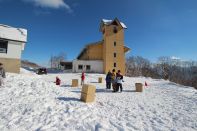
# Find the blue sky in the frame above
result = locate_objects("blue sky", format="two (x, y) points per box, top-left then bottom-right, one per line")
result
(0, 0), (197, 65)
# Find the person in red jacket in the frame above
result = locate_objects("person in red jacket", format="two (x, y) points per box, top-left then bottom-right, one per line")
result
(81, 72), (85, 85)
(56, 77), (61, 86)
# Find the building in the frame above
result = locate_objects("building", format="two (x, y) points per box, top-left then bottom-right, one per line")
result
(71, 18), (130, 75)
(0, 24), (27, 73)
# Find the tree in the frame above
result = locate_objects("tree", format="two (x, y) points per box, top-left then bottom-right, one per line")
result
(126, 56), (151, 77)
(126, 55), (197, 89)
(49, 52), (67, 69)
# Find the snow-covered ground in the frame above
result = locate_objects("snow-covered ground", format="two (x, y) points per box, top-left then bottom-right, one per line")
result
(0, 69), (196, 131)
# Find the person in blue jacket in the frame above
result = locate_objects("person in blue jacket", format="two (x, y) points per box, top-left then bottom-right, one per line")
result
(105, 71), (112, 89)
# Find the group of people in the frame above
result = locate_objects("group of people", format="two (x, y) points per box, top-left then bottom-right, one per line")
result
(106, 69), (124, 92)
(0, 63), (124, 92)
(0, 63), (6, 87)
(80, 69), (123, 92)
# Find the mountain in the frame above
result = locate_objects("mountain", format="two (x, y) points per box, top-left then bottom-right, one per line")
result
(21, 60), (40, 69)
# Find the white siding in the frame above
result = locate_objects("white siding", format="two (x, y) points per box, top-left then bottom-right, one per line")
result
(0, 41), (23, 59)
(0, 24), (27, 42)
(73, 60), (103, 73)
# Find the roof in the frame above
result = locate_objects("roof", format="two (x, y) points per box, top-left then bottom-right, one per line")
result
(102, 19), (127, 29)
(77, 41), (103, 59)
(124, 46), (131, 53)
(60, 61), (73, 66)
(0, 24), (27, 42)
(77, 41), (131, 59)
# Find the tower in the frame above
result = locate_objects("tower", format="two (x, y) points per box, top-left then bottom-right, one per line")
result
(100, 18), (127, 75)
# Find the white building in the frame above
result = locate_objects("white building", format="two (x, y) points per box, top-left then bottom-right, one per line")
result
(0, 24), (27, 73)
(72, 60), (103, 73)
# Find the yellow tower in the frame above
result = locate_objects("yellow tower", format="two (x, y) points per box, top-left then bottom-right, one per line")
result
(100, 18), (128, 75)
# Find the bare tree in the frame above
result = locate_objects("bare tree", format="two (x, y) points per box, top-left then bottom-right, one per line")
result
(49, 52), (67, 69)
(126, 55), (197, 89)
(126, 56), (152, 77)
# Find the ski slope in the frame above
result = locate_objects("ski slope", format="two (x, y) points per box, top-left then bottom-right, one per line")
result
(0, 69), (196, 131)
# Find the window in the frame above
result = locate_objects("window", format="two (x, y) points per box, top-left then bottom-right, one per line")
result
(114, 53), (116, 58)
(86, 65), (91, 70)
(78, 65), (83, 70)
(113, 27), (117, 33)
(114, 41), (116, 46)
(0, 40), (8, 53)
(114, 63), (116, 67)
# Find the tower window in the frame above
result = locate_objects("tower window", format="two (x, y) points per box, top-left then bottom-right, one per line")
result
(114, 53), (116, 58)
(114, 42), (116, 46)
(113, 27), (117, 33)
(114, 63), (116, 67)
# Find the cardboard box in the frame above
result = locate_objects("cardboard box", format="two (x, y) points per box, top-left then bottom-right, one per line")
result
(81, 92), (95, 103)
(81, 84), (96, 95)
(135, 83), (143, 92)
(98, 77), (103, 83)
(72, 79), (78, 87)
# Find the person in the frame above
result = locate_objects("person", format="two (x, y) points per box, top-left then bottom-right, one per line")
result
(116, 70), (123, 92)
(81, 72), (85, 85)
(0, 63), (6, 87)
(105, 71), (112, 89)
(56, 76), (61, 86)
(111, 69), (117, 92)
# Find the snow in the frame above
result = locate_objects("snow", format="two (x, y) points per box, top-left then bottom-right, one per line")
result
(0, 68), (196, 131)
(0, 24), (27, 42)
(102, 19), (127, 29)
(171, 56), (181, 60)
(120, 22), (127, 29)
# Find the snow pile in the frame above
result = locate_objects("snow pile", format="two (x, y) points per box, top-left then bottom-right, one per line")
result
(20, 68), (35, 75)
(0, 70), (196, 131)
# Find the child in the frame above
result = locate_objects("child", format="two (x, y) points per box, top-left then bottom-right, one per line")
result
(56, 77), (61, 86)
(0, 63), (6, 87)
(81, 72), (85, 85)
(116, 70), (123, 92)
(105, 71), (112, 89)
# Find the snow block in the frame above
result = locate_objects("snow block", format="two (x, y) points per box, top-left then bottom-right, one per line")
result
(81, 84), (96, 95)
(81, 93), (95, 103)
(135, 83), (143, 92)
(81, 84), (96, 103)
(98, 77), (103, 83)
(72, 79), (78, 87)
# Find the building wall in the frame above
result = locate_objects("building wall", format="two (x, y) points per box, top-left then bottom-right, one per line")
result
(0, 40), (24, 73)
(102, 22), (126, 75)
(72, 60), (103, 73)
(0, 41), (23, 59)
(79, 43), (103, 60)
(0, 57), (20, 73)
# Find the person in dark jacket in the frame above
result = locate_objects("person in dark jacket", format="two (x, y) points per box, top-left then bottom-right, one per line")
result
(116, 70), (123, 92)
(105, 71), (112, 89)
(0, 63), (6, 87)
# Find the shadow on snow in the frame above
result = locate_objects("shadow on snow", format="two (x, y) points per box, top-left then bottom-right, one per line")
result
(57, 97), (80, 102)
